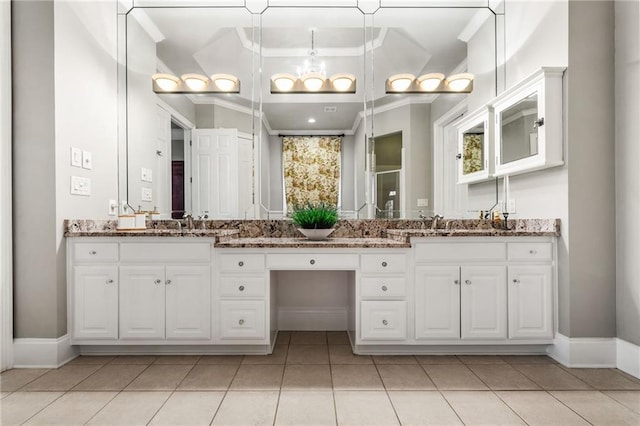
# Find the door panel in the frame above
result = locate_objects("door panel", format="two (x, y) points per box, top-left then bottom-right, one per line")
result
(461, 266), (507, 340)
(415, 266), (460, 340)
(165, 266), (211, 340)
(119, 266), (165, 340)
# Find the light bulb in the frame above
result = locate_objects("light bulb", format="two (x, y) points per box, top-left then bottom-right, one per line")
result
(302, 72), (325, 91)
(210, 74), (239, 92)
(330, 73), (355, 92)
(447, 73), (474, 91)
(152, 73), (179, 91)
(181, 74), (208, 91)
(417, 73), (444, 91)
(271, 74), (296, 92)
(388, 74), (415, 92)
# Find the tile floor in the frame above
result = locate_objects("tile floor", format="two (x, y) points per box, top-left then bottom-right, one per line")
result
(1, 331), (639, 425)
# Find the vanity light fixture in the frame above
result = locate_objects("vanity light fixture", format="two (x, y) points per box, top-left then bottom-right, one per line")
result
(385, 72), (474, 94)
(152, 73), (240, 94)
(302, 72), (326, 91)
(447, 73), (474, 91)
(272, 73), (297, 92)
(330, 73), (356, 92)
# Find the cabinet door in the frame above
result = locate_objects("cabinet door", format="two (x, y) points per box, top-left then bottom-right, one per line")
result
(361, 301), (407, 341)
(461, 266), (507, 340)
(508, 265), (553, 339)
(165, 266), (211, 340)
(72, 266), (118, 340)
(415, 266), (460, 340)
(120, 266), (165, 340)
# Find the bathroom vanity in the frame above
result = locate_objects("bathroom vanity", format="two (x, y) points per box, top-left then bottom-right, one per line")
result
(65, 219), (559, 355)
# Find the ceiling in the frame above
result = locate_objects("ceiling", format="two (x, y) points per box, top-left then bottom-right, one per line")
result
(136, 6), (488, 134)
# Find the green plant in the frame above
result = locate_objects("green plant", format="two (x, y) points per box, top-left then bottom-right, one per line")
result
(291, 203), (338, 229)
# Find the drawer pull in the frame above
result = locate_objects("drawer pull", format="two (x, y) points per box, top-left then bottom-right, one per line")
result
(154, 279), (162, 285)
(382, 319), (388, 326)
(310, 259), (315, 265)
(381, 261), (388, 267)
(381, 285), (388, 292)
(465, 279), (472, 285)
(238, 319), (245, 325)
(454, 279), (460, 285)
(513, 279), (520, 284)
(238, 261), (244, 267)
(529, 250), (537, 254)
(89, 251), (97, 255)
(166, 279), (172, 285)
(239, 285), (245, 292)
(106, 279), (114, 284)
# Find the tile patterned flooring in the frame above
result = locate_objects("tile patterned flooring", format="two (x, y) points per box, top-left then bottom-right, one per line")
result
(1, 331), (639, 425)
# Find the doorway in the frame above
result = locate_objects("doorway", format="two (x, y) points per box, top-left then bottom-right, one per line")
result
(373, 132), (402, 219)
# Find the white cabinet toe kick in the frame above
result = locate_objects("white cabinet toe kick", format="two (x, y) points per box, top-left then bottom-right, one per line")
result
(67, 236), (557, 355)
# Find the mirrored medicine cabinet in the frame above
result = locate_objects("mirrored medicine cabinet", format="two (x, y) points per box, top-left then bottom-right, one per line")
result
(456, 106), (493, 185)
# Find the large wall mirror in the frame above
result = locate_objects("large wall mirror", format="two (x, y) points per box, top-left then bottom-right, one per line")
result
(118, 1), (501, 220)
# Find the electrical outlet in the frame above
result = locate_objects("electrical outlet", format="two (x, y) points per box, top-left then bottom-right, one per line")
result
(417, 198), (429, 207)
(70, 176), (91, 196)
(141, 187), (153, 202)
(108, 200), (118, 216)
(70, 147), (82, 167)
(141, 167), (153, 183)
(507, 199), (516, 214)
(82, 151), (92, 169)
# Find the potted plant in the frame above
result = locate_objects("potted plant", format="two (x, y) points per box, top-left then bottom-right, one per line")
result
(291, 202), (339, 240)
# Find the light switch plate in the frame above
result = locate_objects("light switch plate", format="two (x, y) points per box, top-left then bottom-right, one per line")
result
(141, 187), (153, 202)
(108, 199), (118, 216)
(417, 198), (429, 207)
(141, 167), (153, 183)
(70, 176), (91, 196)
(70, 147), (82, 167)
(82, 151), (92, 169)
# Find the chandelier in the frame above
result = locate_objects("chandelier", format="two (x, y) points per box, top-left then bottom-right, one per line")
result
(271, 30), (356, 94)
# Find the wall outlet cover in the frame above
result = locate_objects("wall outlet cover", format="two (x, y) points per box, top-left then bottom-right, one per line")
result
(417, 198), (429, 207)
(70, 176), (91, 196)
(141, 187), (153, 202)
(141, 167), (153, 183)
(82, 151), (92, 170)
(108, 200), (118, 216)
(70, 147), (82, 167)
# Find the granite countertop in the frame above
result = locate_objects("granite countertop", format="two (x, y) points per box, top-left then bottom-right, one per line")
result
(215, 237), (411, 248)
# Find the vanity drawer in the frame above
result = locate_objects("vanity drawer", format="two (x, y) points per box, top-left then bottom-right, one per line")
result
(73, 243), (119, 262)
(361, 254), (407, 274)
(120, 242), (211, 262)
(415, 243), (506, 262)
(361, 277), (406, 298)
(267, 253), (359, 270)
(219, 300), (266, 340)
(219, 276), (266, 298)
(360, 301), (407, 341)
(508, 242), (552, 261)
(219, 254), (265, 273)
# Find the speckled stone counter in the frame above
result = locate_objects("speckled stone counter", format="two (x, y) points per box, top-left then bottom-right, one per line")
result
(64, 218), (560, 247)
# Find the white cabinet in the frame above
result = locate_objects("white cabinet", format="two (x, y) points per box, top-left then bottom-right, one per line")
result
(460, 266), (507, 340)
(456, 106), (493, 184)
(120, 265), (211, 340)
(361, 301), (407, 340)
(415, 266), (460, 340)
(492, 67), (565, 176)
(72, 266), (118, 340)
(508, 265), (553, 339)
(219, 300), (266, 340)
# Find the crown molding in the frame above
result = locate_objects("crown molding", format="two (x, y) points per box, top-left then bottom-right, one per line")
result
(129, 8), (165, 43)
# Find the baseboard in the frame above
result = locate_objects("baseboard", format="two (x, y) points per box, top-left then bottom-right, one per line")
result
(547, 333), (618, 368)
(617, 338), (640, 379)
(13, 334), (79, 368)
(277, 307), (347, 331)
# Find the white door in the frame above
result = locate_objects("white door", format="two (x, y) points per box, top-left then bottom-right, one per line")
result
(415, 266), (461, 340)
(73, 266), (118, 340)
(156, 105), (172, 215)
(508, 265), (553, 339)
(192, 128), (238, 218)
(238, 136), (254, 218)
(461, 266), (507, 340)
(165, 266), (211, 340)
(119, 266), (165, 340)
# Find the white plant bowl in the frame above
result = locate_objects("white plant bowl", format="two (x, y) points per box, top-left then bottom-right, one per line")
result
(297, 228), (335, 240)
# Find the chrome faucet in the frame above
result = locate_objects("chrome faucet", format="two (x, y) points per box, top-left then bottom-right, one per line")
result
(430, 214), (444, 230)
(182, 213), (194, 230)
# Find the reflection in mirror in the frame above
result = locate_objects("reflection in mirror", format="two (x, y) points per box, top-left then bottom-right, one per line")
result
(500, 93), (539, 165)
(462, 123), (485, 176)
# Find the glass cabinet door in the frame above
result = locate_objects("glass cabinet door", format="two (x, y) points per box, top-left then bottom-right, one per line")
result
(456, 107), (493, 184)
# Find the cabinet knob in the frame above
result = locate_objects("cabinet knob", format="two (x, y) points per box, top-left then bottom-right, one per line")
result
(381, 261), (388, 267)
(239, 285), (245, 292)
(513, 279), (520, 284)
(382, 319), (388, 326)
(238, 319), (245, 325)
(381, 285), (388, 292)
(454, 279), (460, 285)
(310, 259), (315, 265)
(154, 279), (162, 284)
(166, 279), (172, 285)
(529, 250), (537, 254)
(106, 279), (114, 284)
(465, 279), (472, 285)
(89, 251), (97, 255)
(238, 261), (244, 267)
